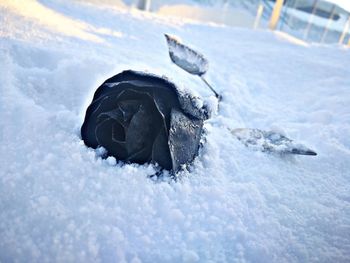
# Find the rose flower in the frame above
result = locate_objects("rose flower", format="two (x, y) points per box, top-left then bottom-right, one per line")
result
(81, 70), (208, 171)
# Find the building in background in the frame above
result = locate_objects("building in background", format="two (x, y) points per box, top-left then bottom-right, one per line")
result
(85, 0), (350, 44)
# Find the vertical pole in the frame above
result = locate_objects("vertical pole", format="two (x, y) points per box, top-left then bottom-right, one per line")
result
(254, 3), (265, 29)
(303, 0), (319, 40)
(339, 15), (350, 44)
(222, 0), (229, 26)
(145, 0), (151, 11)
(290, 0), (299, 9)
(279, 0), (289, 30)
(288, 0), (299, 31)
(320, 5), (336, 43)
(269, 0), (284, 30)
(137, 0), (151, 11)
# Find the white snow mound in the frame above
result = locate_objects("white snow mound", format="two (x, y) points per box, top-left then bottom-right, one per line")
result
(1, 0), (350, 262)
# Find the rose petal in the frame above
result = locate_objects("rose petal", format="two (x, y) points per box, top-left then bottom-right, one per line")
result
(98, 108), (125, 125)
(93, 79), (152, 101)
(125, 91), (163, 162)
(125, 104), (156, 161)
(151, 88), (179, 133)
(168, 109), (203, 171)
(112, 122), (126, 142)
(95, 117), (127, 159)
(152, 126), (172, 170)
(81, 93), (120, 148)
(126, 147), (151, 163)
(82, 88), (144, 147)
(118, 100), (141, 123)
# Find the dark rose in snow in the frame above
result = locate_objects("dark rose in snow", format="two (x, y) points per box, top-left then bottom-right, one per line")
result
(81, 70), (208, 171)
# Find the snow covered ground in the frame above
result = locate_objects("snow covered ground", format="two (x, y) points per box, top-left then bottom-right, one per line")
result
(1, 0), (350, 262)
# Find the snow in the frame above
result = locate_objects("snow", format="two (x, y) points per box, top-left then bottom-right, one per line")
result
(1, 0), (350, 262)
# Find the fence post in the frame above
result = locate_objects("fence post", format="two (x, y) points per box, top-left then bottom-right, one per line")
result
(137, 0), (151, 11)
(286, 0), (299, 30)
(320, 4), (336, 43)
(303, 0), (319, 40)
(254, 3), (265, 29)
(339, 16), (350, 44)
(269, 0), (284, 30)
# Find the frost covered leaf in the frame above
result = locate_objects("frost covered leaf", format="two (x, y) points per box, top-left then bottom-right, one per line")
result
(165, 34), (209, 76)
(81, 70), (208, 171)
(231, 128), (317, 156)
(165, 34), (221, 99)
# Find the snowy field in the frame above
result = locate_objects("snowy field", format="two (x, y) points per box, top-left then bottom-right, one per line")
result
(1, 0), (350, 262)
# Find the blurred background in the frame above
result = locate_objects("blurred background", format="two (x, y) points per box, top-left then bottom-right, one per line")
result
(83, 0), (350, 45)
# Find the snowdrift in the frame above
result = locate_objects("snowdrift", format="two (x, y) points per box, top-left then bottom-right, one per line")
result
(1, 0), (350, 262)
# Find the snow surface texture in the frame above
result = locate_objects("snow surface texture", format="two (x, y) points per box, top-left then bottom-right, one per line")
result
(1, 0), (350, 262)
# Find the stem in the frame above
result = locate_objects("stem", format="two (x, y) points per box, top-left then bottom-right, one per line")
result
(199, 76), (221, 100)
